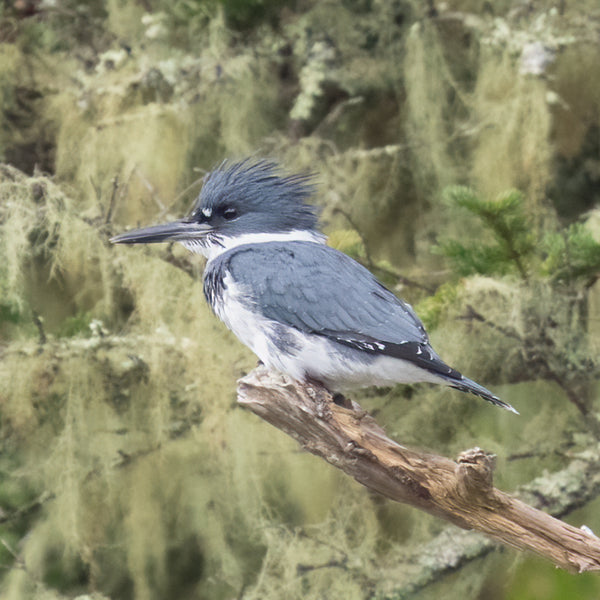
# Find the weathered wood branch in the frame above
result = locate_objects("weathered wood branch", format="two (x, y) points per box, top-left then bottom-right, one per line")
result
(385, 444), (600, 598)
(237, 366), (600, 573)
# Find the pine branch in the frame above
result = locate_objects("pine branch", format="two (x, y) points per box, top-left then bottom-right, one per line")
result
(237, 366), (600, 574)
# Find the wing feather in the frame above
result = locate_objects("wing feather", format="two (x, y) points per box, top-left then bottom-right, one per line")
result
(219, 241), (430, 351)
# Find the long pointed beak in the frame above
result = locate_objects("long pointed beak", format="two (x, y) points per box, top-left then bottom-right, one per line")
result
(110, 220), (212, 245)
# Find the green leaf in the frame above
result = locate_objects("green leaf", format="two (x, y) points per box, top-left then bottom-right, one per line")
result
(415, 282), (459, 331)
(542, 224), (600, 284)
(436, 187), (534, 279)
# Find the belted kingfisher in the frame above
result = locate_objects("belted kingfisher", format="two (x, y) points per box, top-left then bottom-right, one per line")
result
(111, 160), (516, 413)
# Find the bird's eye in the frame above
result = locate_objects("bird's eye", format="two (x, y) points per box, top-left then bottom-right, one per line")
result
(223, 207), (238, 220)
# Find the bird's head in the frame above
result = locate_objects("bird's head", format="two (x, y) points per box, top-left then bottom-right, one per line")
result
(111, 160), (323, 258)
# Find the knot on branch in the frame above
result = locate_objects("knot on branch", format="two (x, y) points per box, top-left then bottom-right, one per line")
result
(455, 447), (504, 508)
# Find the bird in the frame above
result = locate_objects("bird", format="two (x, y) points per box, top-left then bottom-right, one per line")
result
(111, 160), (517, 413)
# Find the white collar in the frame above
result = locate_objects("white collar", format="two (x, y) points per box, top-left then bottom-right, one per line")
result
(181, 230), (326, 261)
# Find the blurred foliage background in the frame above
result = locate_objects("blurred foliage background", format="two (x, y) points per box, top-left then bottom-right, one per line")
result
(0, 0), (600, 598)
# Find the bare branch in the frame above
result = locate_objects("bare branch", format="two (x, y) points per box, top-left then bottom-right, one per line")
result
(0, 491), (54, 525)
(378, 436), (600, 596)
(237, 367), (600, 574)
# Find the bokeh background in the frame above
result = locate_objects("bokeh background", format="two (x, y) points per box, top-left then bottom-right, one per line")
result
(1, 0), (600, 598)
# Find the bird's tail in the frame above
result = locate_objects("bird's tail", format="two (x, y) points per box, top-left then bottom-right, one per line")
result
(445, 374), (518, 414)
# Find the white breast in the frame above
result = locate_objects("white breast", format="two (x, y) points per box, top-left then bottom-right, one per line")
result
(212, 274), (288, 372)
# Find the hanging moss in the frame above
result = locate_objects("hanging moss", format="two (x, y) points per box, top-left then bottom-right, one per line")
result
(404, 20), (465, 195)
(470, 49), (552, 207)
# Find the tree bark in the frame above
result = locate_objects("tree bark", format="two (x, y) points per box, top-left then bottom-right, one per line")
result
(237, 366), (600, 573)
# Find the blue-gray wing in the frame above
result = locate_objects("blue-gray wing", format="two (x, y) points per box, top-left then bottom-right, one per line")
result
(209, 241), (460, 378)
